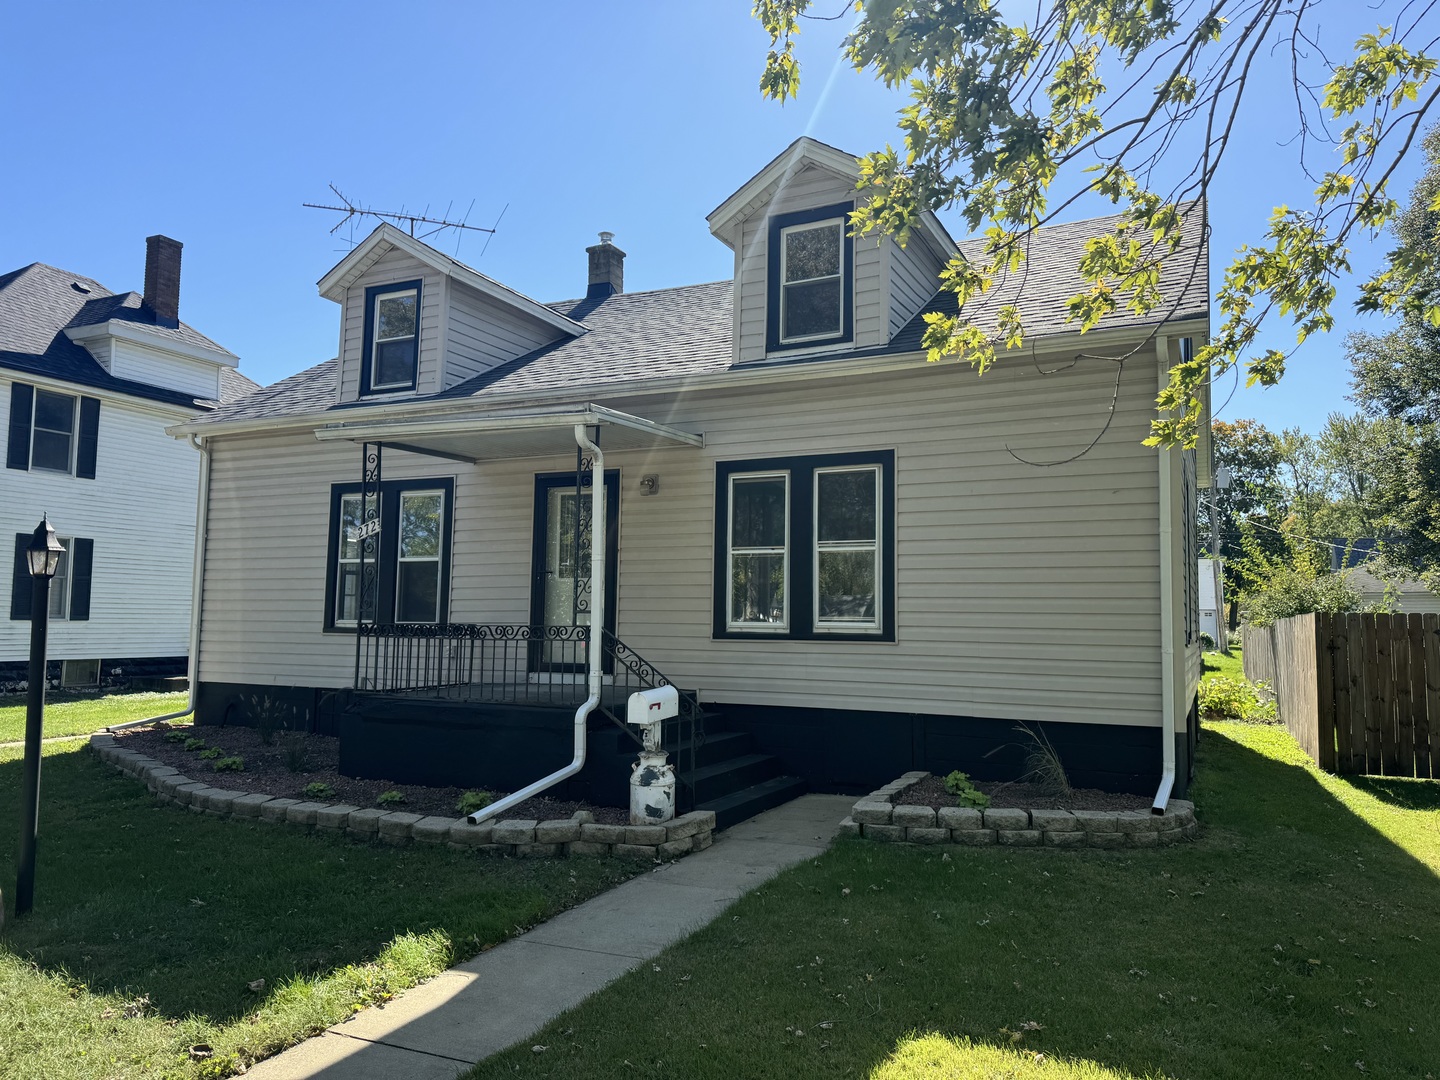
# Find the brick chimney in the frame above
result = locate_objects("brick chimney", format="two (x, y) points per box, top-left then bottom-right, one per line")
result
(143, 235), (183, 327)
(585, 232), (625, 299)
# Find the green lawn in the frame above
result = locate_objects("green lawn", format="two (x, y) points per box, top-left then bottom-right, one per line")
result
(0, 740), (638, 1078)
(1200, 645), (1243, 683)
(465, 722), (1440, 1080)
(0, 690), (188, 743)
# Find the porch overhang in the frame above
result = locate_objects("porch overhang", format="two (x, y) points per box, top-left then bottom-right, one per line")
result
(311, 403), (703, 463)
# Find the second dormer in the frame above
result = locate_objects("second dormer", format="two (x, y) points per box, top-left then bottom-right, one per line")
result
(707, 137), (956, 365)
(318, 223), (585, 403)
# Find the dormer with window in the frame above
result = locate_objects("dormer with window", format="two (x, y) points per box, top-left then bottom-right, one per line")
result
(708, 137), (956, 365)
(319, 223), (586, 404)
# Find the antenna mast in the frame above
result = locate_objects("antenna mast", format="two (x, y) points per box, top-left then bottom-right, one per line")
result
(304, 185), (497, 248)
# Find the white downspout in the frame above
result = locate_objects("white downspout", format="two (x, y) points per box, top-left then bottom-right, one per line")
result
(1153, 338), (1177, 814)
(110, 433), (211, 732)
(469, 424), (604, 824)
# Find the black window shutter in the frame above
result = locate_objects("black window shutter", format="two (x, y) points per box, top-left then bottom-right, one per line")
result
(76, 397), (100, 479)
(7, 383), (33, 471)
(10, 534), (32, 621)
(69, 538), (94, 621)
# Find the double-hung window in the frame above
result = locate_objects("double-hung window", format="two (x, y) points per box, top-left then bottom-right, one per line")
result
(9, 533), (93, 622)
(361, 280), (421, 394)
(6, 383), (101, 478)
(325, 478), (453, 630)
(715, 451), (893, 641)
(766, 202), (854, 352)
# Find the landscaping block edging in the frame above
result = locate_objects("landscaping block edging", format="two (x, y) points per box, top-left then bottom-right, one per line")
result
(839, 771), (1198, 848)
(89, 734), (715, 861)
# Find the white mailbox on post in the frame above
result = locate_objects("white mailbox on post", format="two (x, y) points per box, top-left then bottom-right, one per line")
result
(626, 686), (678, 749)
(626, 686), (678, 825)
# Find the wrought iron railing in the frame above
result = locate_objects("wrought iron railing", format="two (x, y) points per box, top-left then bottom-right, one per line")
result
(353, 622), (706, 812)
(355, 623), (591, 708)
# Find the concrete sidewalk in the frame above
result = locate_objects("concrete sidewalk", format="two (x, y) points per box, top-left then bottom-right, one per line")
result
(246, 793), (852, 1080)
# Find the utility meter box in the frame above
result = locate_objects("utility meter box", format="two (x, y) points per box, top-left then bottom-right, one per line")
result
(627, 685), (679, 726)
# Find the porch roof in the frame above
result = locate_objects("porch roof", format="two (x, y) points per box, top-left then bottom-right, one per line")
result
(311, 402), (703, 463)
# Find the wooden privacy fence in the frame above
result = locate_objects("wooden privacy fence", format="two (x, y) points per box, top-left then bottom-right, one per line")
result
(1244, 613), (1440, 778)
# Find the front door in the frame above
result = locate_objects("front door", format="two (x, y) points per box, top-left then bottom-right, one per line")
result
(530, 471), (619, 672)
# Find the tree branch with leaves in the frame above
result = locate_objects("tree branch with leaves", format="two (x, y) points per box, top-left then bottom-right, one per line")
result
(755, 0), (1440, 446)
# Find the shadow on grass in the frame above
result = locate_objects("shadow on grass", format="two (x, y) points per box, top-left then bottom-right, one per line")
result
(0, 742), (631, 1028)
(460, 724), (1440, 1080)
(1343, 771), (1440, 811)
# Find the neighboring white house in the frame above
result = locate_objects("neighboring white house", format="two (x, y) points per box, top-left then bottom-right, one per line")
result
(1199, 557), (1224, 645)
(172, 138), (1211, 823)
(1, 237), (258, 689)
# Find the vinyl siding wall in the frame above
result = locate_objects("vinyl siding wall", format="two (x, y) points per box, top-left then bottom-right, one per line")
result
(106, 341), (223, 401)
(336, 249), (446, 402)
(734, 166), (887, 362)
(198, 348), (1167, 729)
(888, 234), (945, 336)
(444, 280), (560, 388)
(1, 378), (198, 662)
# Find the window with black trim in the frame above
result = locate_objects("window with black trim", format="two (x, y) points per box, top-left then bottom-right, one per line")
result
(361, 280), (421, 394)
(766, 203), (854, 352)
(714, 450), (894, 641)
(9, 533), (92, 622)
(5, 383), (100, 478)
(324, 478), (453, 629)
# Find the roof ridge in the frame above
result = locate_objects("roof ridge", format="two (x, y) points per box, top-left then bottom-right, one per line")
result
(546, 278), (730, 309)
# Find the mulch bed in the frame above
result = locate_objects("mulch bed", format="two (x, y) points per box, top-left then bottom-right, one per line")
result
(113, 722), (629, 825)
(896, 774), (1151, 812)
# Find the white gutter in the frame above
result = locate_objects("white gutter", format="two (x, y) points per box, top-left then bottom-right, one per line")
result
(109, 433), (211, 732)
(468, 423), (605, 824)
(1152, 337), (1178, 814)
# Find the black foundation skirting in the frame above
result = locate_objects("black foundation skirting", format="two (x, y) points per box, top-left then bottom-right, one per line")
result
(0, 654), (186, 691)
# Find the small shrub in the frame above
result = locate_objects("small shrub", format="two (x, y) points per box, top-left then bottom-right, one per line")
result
(303, 782), (336, 800)
(942, 770), (991, 809)
(1199, 675), (1277, 722)
(1015, 721), (1071, 798)
(281, 734), (309, 774)
(212, 756), (244, 773)
(456, 790), (494, 815)
(199, 747), (224, 760)
(182, 737), (206, 751)
(377, 790), (407, 807)
(1199, 631), (1217, 651)
(163, 730), (192, 744)
(248, 693), (298, 747)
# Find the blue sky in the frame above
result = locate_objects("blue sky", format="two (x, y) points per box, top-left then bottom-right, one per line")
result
(2, 1), (1428, 434)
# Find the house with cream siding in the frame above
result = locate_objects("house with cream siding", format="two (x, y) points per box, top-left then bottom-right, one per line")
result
(1, 237), (258, 689)
(175, 139), (1210, 825)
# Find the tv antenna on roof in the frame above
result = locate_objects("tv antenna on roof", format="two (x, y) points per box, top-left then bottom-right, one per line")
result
(304, 184), (504, 256)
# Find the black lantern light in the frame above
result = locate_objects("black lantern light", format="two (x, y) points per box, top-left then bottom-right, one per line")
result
(26, 516), (65, 578)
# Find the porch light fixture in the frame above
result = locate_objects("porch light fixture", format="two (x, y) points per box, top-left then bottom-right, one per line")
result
(15, 515), (65, 918)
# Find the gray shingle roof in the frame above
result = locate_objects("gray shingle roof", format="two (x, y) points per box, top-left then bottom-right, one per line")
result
(0, 262), (249, 409)
(192, 206), (1209, 427)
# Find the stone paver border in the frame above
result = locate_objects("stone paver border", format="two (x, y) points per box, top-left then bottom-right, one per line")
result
(839, 770), (1197, 848)
(90, 734), (714, 861)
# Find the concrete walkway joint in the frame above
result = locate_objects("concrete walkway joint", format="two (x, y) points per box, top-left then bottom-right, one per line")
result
(246, 793), (852, 1079)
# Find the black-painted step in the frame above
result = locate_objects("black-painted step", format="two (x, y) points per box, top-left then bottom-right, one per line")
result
(665, 729), (754, 769)
(698, 774), (809, 831)
(688, 753), (784, 805)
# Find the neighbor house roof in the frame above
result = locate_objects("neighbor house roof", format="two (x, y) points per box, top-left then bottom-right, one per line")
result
(189, 205), (1209, 429)
(0, 262), (257, 410)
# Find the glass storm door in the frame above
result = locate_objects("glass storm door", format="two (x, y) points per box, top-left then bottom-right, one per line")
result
(530, 472), (619, 672)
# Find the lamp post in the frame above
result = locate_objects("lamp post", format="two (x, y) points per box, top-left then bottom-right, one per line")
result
(16, 516), (65, 918)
